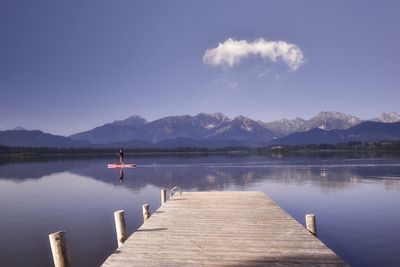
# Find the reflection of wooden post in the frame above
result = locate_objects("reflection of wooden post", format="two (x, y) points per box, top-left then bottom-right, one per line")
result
(114, 210), (127, 247)
(49, 231), (72, 267)
(306, 214), (317, 236)
(161, 189), (167, 205)
(143, 204), (150, 222)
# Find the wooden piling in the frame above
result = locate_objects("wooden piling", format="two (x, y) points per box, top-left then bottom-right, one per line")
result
(48, 230), (72, 267)
(142, 204), (150, 221)
(306, 213), (317, 236)
(114, 210), (127, 247)
(161, 189), (167, 205)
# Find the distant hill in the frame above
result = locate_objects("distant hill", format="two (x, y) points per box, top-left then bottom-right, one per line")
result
(272, 121), (400, 145)
(70, 115), (148, 144)
(0, 130), (91, 148)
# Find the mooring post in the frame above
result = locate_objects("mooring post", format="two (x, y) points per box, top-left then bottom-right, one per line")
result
(114, 210), (127, 247)
(143, 204), (150, 222)
(305, 214), (317, 236)
(161, 189), (167, 205)
(48, 230), (72, 267)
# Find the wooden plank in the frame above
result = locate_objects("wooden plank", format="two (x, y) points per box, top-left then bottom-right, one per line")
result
(102, 191), (348, 267)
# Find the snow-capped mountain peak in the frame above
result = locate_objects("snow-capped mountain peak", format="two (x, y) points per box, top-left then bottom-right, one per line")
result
(194, 113), (231, 129)
(310, 111), (362, 130)
(373, 112), (400, 123)
(233, 116), (255, 131)
(313, 111), (361, 124)
(263, 111), (362, 135)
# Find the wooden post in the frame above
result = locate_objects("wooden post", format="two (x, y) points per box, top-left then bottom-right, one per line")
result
(161, 189), (167, 205)
(114, 210), (127, 247)
(143, 204), (150, 222)
(48, 231), (72, 267)
(305, 214), (317, 236)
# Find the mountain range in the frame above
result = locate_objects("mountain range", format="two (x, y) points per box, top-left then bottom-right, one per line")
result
(69, 113), (281, 145)
(262, 111), (363, 135)
(273, 121), (400, 145)
(1, 111), (400, 148)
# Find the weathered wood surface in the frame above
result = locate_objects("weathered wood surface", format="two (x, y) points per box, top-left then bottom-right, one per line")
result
(114, 210), (128, 247)
(102, 191), (348, 266)
(49, 231), (72, 267)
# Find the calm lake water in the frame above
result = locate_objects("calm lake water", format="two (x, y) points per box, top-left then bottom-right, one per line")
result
(1, 155), (400, 267)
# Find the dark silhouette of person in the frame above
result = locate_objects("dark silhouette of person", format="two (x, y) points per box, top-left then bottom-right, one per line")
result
(118, 169), (124, 183)
(119, 149), (124, 165)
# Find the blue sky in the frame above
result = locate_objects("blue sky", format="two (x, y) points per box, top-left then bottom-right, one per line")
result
(1, 0), (399, 135)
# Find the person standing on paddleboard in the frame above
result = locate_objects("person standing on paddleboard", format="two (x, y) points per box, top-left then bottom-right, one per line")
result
(119, 149), (124, 165)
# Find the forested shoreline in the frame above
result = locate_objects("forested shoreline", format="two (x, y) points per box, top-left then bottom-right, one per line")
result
(1, 141), (399, 158)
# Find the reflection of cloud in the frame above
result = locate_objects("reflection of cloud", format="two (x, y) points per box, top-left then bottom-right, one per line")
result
(203, 38), (305, 71)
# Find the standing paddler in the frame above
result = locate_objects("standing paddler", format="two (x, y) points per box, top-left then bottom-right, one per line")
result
(119, 148), (124, 165)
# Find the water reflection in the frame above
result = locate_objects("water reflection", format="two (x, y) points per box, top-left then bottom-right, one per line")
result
(118, 169), (124, 183)
(1, 155), (400, 267)
(2, 156), (400, 192)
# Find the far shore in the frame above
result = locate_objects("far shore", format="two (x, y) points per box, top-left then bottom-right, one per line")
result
(1, 141), (400, 160)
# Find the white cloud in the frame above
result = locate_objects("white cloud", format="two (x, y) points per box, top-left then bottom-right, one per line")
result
(203, 38), (305, 71)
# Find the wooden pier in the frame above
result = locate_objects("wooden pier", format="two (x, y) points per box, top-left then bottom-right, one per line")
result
(101, 191), (348, 267)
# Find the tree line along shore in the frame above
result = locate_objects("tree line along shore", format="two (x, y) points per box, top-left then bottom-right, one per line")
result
(1, 141), (400, 158)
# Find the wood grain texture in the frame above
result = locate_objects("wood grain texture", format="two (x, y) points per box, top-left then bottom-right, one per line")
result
(114, 210), (127, 247)
(49, 231), (72, 267)
(102, 191), (348, 267)
(161, 189), (167, 205)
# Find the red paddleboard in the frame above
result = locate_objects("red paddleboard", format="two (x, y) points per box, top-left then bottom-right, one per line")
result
(107, 163), (136, 169)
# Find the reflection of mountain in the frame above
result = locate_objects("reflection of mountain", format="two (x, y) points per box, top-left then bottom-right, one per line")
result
(65, 159), (276, 191)
(1, 156), (400, 191)
(0, 159), (91, 180)
(263, 168), (362, 192)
